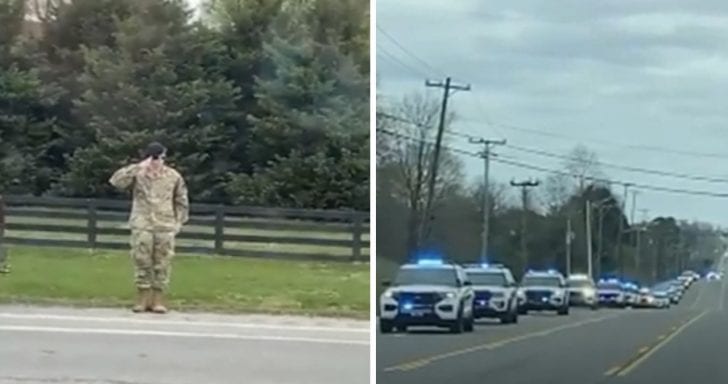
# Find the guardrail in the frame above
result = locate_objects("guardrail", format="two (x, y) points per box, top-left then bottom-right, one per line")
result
(0, 195), (370, 263)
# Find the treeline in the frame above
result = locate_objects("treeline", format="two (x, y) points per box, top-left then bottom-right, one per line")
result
(377, 93), (725, 283)
(0, 0), (369, 210)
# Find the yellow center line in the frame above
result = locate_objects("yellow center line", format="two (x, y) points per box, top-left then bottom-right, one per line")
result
(383, 313), (621, 373)
(615, 310), (709, 377)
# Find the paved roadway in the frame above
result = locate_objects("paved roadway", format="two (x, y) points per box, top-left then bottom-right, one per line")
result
(378, 277), (728, 384)
(0, 306), (369, 384)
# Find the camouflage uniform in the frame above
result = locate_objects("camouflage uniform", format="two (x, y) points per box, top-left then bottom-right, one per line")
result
(110, 163), (189, 291)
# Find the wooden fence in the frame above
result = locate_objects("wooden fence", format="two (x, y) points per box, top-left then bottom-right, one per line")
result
(0, 195), (370, 263)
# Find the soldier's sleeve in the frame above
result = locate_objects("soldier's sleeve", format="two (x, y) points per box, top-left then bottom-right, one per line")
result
(109, 164), (140, 190)
(174, 175), (189, 225)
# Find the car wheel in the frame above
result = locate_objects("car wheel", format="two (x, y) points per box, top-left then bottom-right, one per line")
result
(558, 306), (569, 316)
(512, 311), (519, 324)
(464, 315), (475, 332)
(450, 305), (465, 334)
(380, 320), (393, 334)
(450, 316), (464, 334)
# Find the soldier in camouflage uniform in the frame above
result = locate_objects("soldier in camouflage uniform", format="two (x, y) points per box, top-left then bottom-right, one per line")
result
(109, 142), (189, 314)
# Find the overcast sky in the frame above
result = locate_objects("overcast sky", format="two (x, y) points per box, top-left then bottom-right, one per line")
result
(377, 0), (728, 227)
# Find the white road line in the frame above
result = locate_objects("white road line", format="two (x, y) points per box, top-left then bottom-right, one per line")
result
(0, 325), (370, 346)
(0, 313), (368, 333)
(690, 283), (707, 311)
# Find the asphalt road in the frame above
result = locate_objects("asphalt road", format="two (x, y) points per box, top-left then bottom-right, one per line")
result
(378, 277), (727, 384)
(0, 306), (369, 384)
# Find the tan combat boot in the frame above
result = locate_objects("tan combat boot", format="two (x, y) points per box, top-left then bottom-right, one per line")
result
(151, 289), (168, 314)
(132, 288), (151, 313)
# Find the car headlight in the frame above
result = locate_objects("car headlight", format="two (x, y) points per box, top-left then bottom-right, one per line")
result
(437, 292), (456, 300)
(382, 291), (399, 300)
(583, 288), (595, 297)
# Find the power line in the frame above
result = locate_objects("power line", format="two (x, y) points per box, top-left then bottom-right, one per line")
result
(456, 116), (728, 161)
(376, 25), (446, 77)
(376, 46), (431, 79)
(379, 112), (728, 184)
(377, 127), (728, 199)
(505, 144), (728, 184)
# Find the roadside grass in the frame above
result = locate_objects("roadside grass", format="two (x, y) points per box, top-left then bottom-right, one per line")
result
(0, 246), (369, 319)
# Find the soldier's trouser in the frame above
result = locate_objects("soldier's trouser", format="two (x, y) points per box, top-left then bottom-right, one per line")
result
(130, 230), (175, 291)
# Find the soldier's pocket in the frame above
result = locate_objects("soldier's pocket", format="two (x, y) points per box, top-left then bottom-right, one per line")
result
(130, 231), (154, 261)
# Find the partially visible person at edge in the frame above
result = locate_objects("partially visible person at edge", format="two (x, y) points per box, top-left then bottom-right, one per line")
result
(109, 142), (189, 314)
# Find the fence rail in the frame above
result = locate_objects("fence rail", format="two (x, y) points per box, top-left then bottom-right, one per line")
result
(0, 195), (370, 262)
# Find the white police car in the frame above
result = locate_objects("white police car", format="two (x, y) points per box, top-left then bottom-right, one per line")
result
(464, 264), (519, 324)
(597, 279), (627, 308)
(517, 270), (569, 315)
(622, 282), (640, 307)
(379, 259), (475, 334)
(566, 274), (598, 310)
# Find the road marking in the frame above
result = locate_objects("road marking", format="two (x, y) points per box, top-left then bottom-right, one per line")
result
(604, 366), (622, 376)
(657, 334), (666, 340)
(690, 285), (706, 310)
(615, 310), (708, 377)
(383, 313), (622, 373)
(0, 325), (369, 346)
(0, 313), (368, 333)
(637, 346), (649, 354)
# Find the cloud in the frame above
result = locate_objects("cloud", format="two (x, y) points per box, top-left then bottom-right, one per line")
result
(377, 0), (728, 225)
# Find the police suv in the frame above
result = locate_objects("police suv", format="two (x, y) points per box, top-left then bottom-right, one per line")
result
(464, 264), (519, 324)
(566, 274), (598, 310)
(517, 270), (570, 315)
(379, 259), (475, 334)
(597, 279), (626, 308)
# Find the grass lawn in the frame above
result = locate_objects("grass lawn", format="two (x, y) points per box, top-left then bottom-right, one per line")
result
(0, 246), (370, 319)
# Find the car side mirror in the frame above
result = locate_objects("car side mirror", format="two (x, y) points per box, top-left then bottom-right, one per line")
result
(382, 280), (391, 287)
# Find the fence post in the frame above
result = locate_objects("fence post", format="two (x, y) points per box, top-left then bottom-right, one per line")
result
(351, 214), (363, 262)
(214, 205), (225, 254)
(87, 198), (97, 249)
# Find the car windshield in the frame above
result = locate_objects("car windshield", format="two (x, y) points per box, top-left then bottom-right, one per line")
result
(567, 280), (593, 288)
(522, 276), (561, 287)
(467, 271), (506, 286)
(597, 283), (622, 290)
(394, 268), (459, 287)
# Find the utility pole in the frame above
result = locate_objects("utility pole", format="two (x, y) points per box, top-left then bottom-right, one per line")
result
(630, 190), (639, 224)
(566, 217), (574, 275)
(639, 209), (650, 281)
(511, 179), (540, 271)
(590, 197), (614, 276)
(418, 77), (471, 248)
(586, 200), (594, 278)
(616, 183), (631, 278)
(470, 138), (506, 261)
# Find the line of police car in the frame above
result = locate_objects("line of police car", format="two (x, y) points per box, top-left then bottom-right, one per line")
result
(379, 259), (712, 334)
